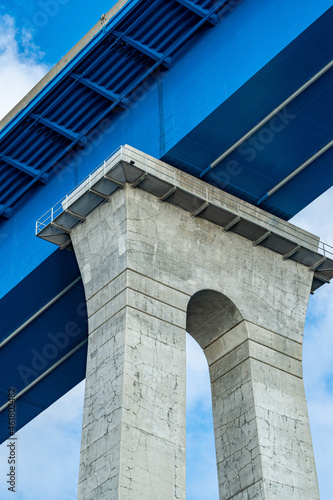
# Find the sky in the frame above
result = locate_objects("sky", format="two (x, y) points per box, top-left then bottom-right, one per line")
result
(0, 2), (332, 499)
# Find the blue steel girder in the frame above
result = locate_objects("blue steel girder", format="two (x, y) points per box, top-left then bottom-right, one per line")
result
(0, 0), (227, 220)
(70, 74), (129, 108)
(30, 113), (87, 148)
(174, 0), (218, 25)
(1, 0), (333, 444)
(0, 155), (48, 184)
(111, 30), (172, 68)
(0, 250), (88, 444)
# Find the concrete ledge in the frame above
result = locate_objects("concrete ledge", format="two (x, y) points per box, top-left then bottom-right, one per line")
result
(37, 145), (333, 293)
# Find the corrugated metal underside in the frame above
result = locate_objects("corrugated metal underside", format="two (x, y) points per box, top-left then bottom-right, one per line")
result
(0, 0), (223, 219)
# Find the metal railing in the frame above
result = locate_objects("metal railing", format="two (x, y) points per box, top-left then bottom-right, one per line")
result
(36, 146), (122, 234)
(36, 145), (333, 260)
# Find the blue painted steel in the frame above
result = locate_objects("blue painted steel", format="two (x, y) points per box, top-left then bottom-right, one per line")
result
(0, 250), (82, 343)
(0, 345), (87, 444)
(162, 5), (333, 219)
(0, 250), (88, 443)
(0, 0), (332, 438)
(0, 0), (227, 218)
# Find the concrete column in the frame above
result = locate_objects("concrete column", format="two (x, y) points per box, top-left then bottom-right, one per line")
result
(72, 190), (187, 500)
(70, 158), (319, 500)
(187, 291), (319, 500)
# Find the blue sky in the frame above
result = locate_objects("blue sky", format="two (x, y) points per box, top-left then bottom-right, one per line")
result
(0, 3), (332, 499)
(0, 0), (119, 65)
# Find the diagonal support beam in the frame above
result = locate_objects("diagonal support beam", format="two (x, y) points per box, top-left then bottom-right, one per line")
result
(314, 272), (330, 284)
(65, 209), (86, 221)
(282, 245), (300, 260)
(130, 172), (147, 188)
(51, 221), (72, 233)
(191, 201), (209, 217)
(70, 74), (129, 109)
(1, 155), (48, 184)
(223, 215), (241, 232)
(112, 30), (172, 69)
(89, 188), (111, 200)
(30, 113), (87, 148)
(252, 231), (271, 247)
(174, 0), (218, 25)
(201, 59), (333, 178)
(309, 257), (326, 272)
(159, 186), (177, 202)
(257, 139), (333, 206)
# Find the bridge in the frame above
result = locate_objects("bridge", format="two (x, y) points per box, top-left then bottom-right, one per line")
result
(0, 1), (332, 498)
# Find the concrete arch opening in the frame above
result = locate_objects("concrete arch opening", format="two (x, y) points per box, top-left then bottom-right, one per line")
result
(187, 289), (243, 350)
(187, 290), (247, 499)
(186, 288), (319, 500)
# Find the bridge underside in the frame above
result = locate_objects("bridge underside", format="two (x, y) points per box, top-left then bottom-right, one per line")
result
(163, 6), (333, 219)
(0, 1), (332, 443)
(0, 250), (87, 443)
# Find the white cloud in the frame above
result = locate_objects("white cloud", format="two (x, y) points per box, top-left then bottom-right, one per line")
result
(0, 15), (49, 121)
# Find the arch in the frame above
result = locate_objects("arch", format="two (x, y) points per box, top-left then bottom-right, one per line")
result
(186, 289), (243, 350)
(186, 290), (248, 500)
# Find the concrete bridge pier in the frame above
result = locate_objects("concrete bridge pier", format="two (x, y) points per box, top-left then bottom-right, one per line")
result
(187, 290), (319, 500)
(70, 156), (319, 500)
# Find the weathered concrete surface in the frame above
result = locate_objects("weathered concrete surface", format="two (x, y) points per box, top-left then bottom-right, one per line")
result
(188, 292), (318, 499)
(72, 175), (319, 499)
(73, 191), (187, 499)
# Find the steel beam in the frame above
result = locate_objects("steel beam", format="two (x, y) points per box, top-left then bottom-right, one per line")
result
(257, 139), (333, 206)
(314, 272), (330, 284)
(70, 74), (128, 108)
(65, 209), (87, 221)
(0, 155), (48, 183)
(131, 172), (148, 188)
(282, 245), (300, 260)
(0, 339), (88, 414)
(89, 188), (111, 200)
(223, 215), (241, 232)
(0, 277), (82, 349)
(51, 221), (72, 233)
(309, 256), (326, 272)
(112, 30), (172, 69)
(191, 201), (209, 217)
(159, 186), (177, 202)
(30, 113), (87, 147)
(104, 174), (126, 187)
(252, 231), (271, 246)
(174, 0), (218, 25)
